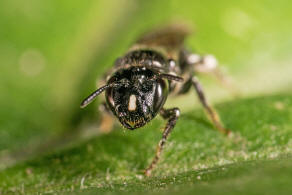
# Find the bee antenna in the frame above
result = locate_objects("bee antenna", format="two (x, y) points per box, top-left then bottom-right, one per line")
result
(80, 82), (120, 108)
(159, 73), (184, 82)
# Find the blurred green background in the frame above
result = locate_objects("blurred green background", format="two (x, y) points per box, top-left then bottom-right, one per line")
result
(0, 0), (292, 194)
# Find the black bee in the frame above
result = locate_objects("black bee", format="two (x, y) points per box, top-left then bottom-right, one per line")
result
(81, 23), (231, 176)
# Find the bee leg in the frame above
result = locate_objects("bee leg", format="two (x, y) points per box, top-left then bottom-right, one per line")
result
(144, 107), (180, 177)
(99, 102), (114, 133)
(191, 76), (231, 135)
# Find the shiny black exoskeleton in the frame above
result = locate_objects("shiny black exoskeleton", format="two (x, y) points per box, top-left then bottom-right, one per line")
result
(80, 23), (231, 176)
(105, 66), (168, 130)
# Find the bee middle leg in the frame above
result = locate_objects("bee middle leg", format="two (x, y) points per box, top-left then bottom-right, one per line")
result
(144, 107), (180, 176)
(191, 76), (230, 135)
(179, 49), (231, 134)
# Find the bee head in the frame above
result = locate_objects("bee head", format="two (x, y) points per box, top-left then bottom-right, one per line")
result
(105, 66), (168, 129)
(80, 66), (183, 130)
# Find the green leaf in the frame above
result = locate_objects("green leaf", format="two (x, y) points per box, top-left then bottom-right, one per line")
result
(0, 94), (291, 194)
(1, 0), (292, 194)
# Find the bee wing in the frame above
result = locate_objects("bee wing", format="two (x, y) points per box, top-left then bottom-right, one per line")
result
(136, 22), (193, 50)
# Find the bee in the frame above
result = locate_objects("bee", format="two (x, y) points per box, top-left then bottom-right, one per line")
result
(80, 23), (231, 176)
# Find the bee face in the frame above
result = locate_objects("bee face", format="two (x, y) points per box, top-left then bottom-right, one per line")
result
(105, 66), (168, 130)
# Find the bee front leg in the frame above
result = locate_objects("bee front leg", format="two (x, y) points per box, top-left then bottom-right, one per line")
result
(191, 76), (231, 135)
(144, 107), (180, 177)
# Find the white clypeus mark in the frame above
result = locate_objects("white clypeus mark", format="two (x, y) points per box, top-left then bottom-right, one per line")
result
(128, 94), (137, 111)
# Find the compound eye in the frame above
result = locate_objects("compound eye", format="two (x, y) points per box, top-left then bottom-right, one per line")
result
(152, 79), (168, 113)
